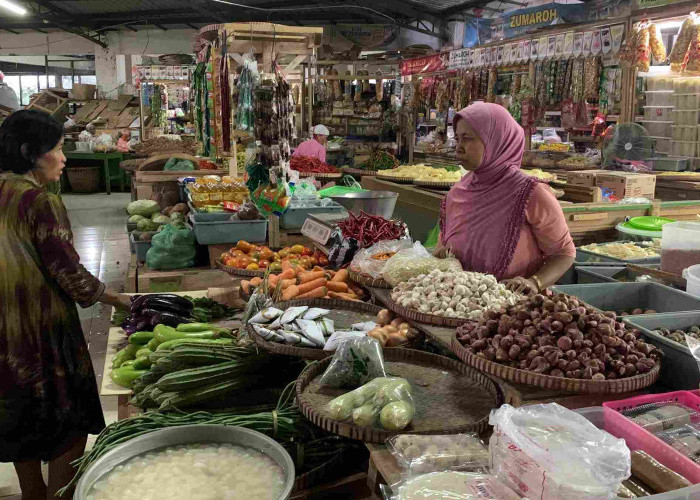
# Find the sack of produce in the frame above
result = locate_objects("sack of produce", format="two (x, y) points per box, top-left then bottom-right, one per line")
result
(319, 337), (386, 388)
(146, 224), (196, 270)
(387, 434), (489, 474)
(386, 471), (520, 500)
(382, 242), (462, 286)
(327, 376), (414, 430)
(127, 199), (161, 217)
(163, 157), (195, 171)
(489, 403), (631, 499)
(350, 239), (414, 279)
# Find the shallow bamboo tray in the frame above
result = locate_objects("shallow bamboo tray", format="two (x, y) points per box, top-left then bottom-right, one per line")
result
(348, 268), (392, 289)
(296, 171), (342, 179)
(375, 173), (415, 184)
(450, 333), (661, 394)
(654, 173), (700, 181)
(342, 167), (379, 177)
(382, 296), (469, 328)
(217, 259), (267, 278)
(413, 179), (458, 189)
(296, 348), (502, 443)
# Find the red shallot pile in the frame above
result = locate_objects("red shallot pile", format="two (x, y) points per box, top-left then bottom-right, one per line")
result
(456, 292), (662, 380)
(338, 211), (407, 248)
(290, 156), (339, 174)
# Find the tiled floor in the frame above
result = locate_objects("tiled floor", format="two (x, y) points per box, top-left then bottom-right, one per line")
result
(0, 192), (132, 498)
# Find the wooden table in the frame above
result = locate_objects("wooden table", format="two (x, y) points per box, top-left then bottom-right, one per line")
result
(64, 151), (126, 194)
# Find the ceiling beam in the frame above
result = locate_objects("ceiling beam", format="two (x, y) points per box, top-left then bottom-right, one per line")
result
(442, 1), (483, 16)
(499, 0), (528, 5)
(25, 0), (108, 48)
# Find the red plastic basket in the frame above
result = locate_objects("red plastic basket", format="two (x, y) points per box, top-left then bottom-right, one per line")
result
(602, 391), (700, 483)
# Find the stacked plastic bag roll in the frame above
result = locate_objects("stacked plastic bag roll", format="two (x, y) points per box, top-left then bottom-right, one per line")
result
(670, 16), (696, 72)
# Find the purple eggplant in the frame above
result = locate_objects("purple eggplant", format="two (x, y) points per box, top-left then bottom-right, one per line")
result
(157, 312), (192, 327)
(141, 297), (193, 314)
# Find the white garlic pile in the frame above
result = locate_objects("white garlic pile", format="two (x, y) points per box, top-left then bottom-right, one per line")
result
(390, 270), (520, 320)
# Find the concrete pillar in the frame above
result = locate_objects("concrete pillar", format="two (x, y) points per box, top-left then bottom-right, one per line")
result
(94, 33), (119, 99)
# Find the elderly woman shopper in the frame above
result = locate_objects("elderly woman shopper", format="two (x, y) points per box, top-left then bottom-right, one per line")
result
(436, 102), (575, 294)
(0, 110), (131, 499)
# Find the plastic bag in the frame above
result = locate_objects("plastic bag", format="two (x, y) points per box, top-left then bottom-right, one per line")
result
(489, 403), (631, 499)
(164, 157), (195, 171)
(327, 376), (414, 430)
(350, 239), (414, 279)
(383, 242), (462, 286)
(318, 337), (386, 389)
(542, 127), (562, 144)
(383, 472), (521, 500)
(423, 224), (440, 250)
(146, 224), (196, 270)
(251, 180), (291, 217)
(387, 434), (489, 474)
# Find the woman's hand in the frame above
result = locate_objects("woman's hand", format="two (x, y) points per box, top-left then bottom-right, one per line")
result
(99, 289), (132, 309)
(502, 276), (539, 295)
(433, 241), (450, 258)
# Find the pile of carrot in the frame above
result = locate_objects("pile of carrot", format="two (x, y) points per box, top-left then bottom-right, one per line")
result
(241, 262), (367, 302)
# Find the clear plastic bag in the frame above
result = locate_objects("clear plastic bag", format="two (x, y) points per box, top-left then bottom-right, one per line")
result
(350, 239), (414, 279)
(620, 401), (700, 432)
(489, 403), (631, 500)
(656, 424), (700, 463)
(382, 242), (462, 286)
(319, 337), (386, 388)
(383, 472), (521, 500)
(327, 376), (414, 430)
(387, 434), (489, 474)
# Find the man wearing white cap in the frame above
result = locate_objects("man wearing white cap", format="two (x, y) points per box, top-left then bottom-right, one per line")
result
(292, 124), (329, 163)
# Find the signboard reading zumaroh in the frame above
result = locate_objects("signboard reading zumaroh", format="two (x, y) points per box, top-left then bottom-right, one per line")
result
(501, 2), (586, 38)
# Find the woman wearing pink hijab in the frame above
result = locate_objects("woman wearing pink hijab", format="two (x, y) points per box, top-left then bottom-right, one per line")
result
(436, 102), (575, 294)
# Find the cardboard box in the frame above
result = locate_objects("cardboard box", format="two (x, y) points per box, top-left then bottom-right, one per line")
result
(595, 172), (656, 200)
(567, 169), (606, 187)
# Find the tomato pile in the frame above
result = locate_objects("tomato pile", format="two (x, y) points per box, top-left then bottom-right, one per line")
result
(220, 240), (330, 272)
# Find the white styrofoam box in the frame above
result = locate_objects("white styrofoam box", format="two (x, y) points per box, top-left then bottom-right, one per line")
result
(646, 91), (674, 106)
(672, 141), (697, 157)
(652, 136), (672, 153)
(648, 77), (674, 91)
(672, 125), (698, 141)
(672, 109), (700, 125)
(673, 93), (700, 110)
(640, 120), (673, 138)
(644, 106), (674, 121)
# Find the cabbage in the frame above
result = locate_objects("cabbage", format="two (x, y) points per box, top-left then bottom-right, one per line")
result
(137, 218), (158, 231)
(127, 200), (160, 217)
(170, 212), (185, 223)
(152, 215), (171, 225)
(128, 215), (145, 223)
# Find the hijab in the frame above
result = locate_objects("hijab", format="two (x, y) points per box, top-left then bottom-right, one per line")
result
(441, 102), (538, 279)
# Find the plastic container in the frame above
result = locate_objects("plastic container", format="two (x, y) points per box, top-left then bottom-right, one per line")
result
(662, 222), (700, 275)
(187, 201), (234, 222)
(130, 233), (153, 262)
(190, 216), (267, 245)
(653, 137), (672, 154)
(550, 282), (700, 314)
(647, 90), (674, 106)
(648, 76), (674, 91)
(279, 202), (346, 230)
(672, 141), (697, 158)
(673, 109), (700, 125)
(616, 222), (663, 241)
(650, 156), (691, 171)
(687, 264), (700, 298)
(641, 120), (673, 137)
(576, 264), (661, 284)
(673, 93), (700, 110)
(674, 77), (700, 92)
(576, 241), (661, 265)
(576, 405), (700, 488)
(645, 105), (674, 121)
(672, 125), (698, 142)
(623, 313), (700, 390)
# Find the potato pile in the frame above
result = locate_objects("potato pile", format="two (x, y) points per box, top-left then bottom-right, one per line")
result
(456, 293), (662, 380)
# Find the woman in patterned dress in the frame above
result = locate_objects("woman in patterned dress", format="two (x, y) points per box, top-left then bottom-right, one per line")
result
(0, 110), (131, 499)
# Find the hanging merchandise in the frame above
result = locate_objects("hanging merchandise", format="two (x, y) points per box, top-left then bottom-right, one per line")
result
(219, 33), (232, 153)
(343, 71), (353, 101)
(234, 56), (260, 135)
(274, 62), (295, 161)
(622, 22), (652, 72)
(584, 57), (600, 100)
(486, 69), (497, 102)
(686, 25), (700, 73)
(648, 23), (666, 63)
(436, 78), (448, 112)
(547, 60), (557, 106)
(375, 71), (384, 101)
(571, 58), (584, 103)
(670, 16), (695, 73)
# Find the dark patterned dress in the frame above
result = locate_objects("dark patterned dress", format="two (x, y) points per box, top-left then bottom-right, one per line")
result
(0, 173), (106, 462)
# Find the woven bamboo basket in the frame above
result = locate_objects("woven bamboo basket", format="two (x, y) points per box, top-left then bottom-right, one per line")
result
(341, 167), (379, 177)
(66, 166), (101, 193)
(348, 268), (392, 289)
(413, 179), (458, 190)
(295, 348), (503, 443)
(375, 173), (415, 184)
(383, 296), (470, 328)
(450, 333), (661, 393)
(295, 171), (342, 179)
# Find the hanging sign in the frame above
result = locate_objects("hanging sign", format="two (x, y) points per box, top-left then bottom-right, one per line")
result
(555, 33), (566, 58)
(503, 43), (511, 64)
(591, 29), (602, 55)
(448, 48), (467, 70)
(468, 49), (475, 68)
(400, 53), (447, 76)
(539, 36), (548, 60)
(531, 39), (539, 61)
(497, 45), (504, 65)
(601, 27), (612, 54)
(564, 32), (574, 57)
(517, 40), (525, 62)
(474, 48), (481, 67)
(484, 47), (491, 66)
(583, 31), (593, 56)
(501, 2), (585, 39)
(522, 39), (531, 62)
(610, 24), (625, 53)
(547, 36), (557, 58)
(573, 32), (583, 57)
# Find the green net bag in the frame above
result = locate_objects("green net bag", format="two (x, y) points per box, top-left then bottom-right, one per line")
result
(146, 224), (196, 270)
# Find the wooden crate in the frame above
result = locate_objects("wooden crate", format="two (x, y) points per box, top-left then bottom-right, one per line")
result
(562, 185), (603, 203)
(137, 264), (239, 292)
(27, 90), (69, 121)
(125, 255), (138, 292)
(268, 214), (312, 249)
(133, 169), (228, 201)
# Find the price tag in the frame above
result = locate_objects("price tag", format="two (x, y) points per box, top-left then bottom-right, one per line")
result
(301, 218), (333, 245)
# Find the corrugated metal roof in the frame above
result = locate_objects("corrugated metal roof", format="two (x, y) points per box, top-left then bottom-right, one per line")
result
(55, 0), (198, 15)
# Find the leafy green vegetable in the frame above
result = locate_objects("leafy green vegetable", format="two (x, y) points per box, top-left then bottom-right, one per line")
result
(128, 215), (146, 223)
(152, 214), (171, 225)
(127, 200), (161, 217)
(137, 218), (159, 231)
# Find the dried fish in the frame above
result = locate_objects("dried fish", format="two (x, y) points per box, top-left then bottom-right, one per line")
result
(323, 331), (366, 351)
(279, 330), (316, 347)
(296, 319), (325, 347)
(249, 307), (284, 324)
(280, 306), (309, 324)
(318, 318), (335, 336)
(352, 321), (378, 332)
(302, 308), (331, 320)
(253, 325), (284, 342)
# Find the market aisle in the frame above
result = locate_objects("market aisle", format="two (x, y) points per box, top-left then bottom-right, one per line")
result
(0, 193), (131, 498)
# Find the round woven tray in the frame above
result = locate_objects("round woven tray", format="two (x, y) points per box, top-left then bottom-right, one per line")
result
(248, 298), (384, 360)
(295, 171), (343, 179)
(296, 348), (503, 443)
(119, 159), (144, 173)
(217, 259), (267, 278)
(655, 173), (700, 181)
(413, 179), (458, 189)
(348, 268), (392, 289)
(382, 296), (470, 328)
(375, 173), (416, 184)
(341, 167), (379, 177)
(555, 163), (599, 171)
(450, 333), (661, 393)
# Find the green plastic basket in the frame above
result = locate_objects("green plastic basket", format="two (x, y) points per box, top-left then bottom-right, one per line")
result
(626, 216), (675, 231)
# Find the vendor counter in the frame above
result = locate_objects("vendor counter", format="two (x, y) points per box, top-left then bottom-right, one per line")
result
(362, 176), (700, 244)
